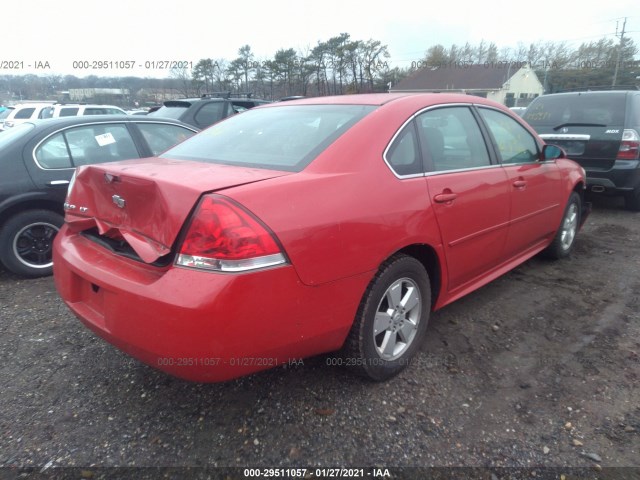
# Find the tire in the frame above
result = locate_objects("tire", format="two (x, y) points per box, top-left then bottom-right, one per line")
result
(0, 210), (63, 278)
(343, 254), (431, 381)
(543, 192), (581, 260)
(624, 189), (640, 211)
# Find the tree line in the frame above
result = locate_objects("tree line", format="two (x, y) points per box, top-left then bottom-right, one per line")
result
(175, 34), (392, 99)
(1, 35), (638, 106)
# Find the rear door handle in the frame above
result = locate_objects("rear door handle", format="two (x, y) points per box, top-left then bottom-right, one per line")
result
(434, 193), (458, 203)
(513, 180), (527, 188)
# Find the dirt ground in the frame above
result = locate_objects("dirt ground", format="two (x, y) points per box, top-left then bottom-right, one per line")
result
(0, 195), (638, 476)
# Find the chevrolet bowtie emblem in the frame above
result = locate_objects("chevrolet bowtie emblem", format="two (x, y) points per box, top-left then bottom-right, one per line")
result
(112, 194), (126, 208)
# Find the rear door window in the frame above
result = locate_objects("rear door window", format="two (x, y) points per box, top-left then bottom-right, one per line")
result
(36, 124), (141, 168)
(14, 108), (35, 119)
(59, 107), (79, 117)
(416, 106), (491, 172)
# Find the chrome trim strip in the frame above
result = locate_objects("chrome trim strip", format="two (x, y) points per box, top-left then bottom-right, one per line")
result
(31, 119), (198, 171)
(383, 103), (476, 180)
(539, 134), (590, 141)
(48, 180), (70, 185)
(424, 164), (503, 177)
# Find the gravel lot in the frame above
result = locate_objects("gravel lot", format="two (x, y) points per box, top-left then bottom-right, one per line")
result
(0, 196), (638, 476)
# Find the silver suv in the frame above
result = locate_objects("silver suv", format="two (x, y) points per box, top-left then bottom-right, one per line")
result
(40, 103), (127, 118)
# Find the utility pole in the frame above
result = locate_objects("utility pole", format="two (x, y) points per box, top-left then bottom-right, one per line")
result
(612, 17), (627, 87)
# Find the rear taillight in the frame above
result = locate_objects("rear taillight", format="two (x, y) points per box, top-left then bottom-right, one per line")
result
(176, 194), (286, 272)
(618, 129), (640, 160)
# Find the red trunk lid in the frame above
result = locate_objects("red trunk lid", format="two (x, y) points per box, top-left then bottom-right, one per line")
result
(65, 158), (291, 262)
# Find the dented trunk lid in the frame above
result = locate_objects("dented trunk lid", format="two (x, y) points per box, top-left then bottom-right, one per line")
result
(65, 157), (291, 263)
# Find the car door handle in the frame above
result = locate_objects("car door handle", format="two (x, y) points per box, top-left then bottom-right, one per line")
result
(433, 192), (458, 203)
(48, 180), (70, 186)
(513, 180), (527, 189)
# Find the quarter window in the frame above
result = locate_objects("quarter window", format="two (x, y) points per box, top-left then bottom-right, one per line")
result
(479, 108), (539, 164)
(416, 106), (491, 172)
(35, 132), (73, 169)
(385, 123), (421, 176)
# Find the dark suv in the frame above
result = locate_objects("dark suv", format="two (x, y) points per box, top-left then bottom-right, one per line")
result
(147, 92), (270, 129)
(523, 90), (640, 210)
(0, 115), (197, 277)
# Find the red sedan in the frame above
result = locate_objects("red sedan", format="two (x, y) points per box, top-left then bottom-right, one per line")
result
(53, 93), (589, 382)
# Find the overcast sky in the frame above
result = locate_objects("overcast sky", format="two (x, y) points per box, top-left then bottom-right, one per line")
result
(4, 0), (639, 77)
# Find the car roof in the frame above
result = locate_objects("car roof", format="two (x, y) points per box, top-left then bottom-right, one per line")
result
(259, 92), (509, 108)
(50, 104), (126, 108)
(24, 115), (199, 130)
(10, 102), (56, 108)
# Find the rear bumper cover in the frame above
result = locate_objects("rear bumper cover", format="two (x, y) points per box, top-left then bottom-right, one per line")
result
(586, 160), (640, 194)
(53, 226), (368, 382)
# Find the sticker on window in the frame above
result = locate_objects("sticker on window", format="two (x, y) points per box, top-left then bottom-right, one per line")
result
(95, 132), (116, 146)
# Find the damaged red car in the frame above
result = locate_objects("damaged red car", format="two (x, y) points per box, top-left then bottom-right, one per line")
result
(53, 93), (589, 382)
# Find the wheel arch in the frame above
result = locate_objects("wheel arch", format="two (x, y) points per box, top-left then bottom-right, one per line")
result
(0, 199), (64, 228)
(393, 243), (442, 310)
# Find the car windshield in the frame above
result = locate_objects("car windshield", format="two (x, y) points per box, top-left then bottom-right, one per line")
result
(523, 93), (626, 127)
(161, 104), (376, 171)
(0, 122), (35, 148)
(0, 108), (14, 120)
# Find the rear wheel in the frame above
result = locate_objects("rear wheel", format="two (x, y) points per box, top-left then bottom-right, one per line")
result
(343, 254), (430, 381)
(543, 192), (581, 260)
(0, 210), (63, 277)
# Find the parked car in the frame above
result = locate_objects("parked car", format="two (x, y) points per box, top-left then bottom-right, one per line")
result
(0, 103), (54, 131)
(147, 92), (270, 129)
(509, 106), (527, 117)
(0, 115), (198, 277)
(40, 103), (127, 118)
(0, 106), (14, 121)
(54, 93), (589, 383)
(522, 90), (640, 210)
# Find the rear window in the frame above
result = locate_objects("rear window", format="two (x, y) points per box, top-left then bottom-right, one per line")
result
(0, 122), (35, 149)
(161, 105), (376, 171)
(523, 93), (626, 128)
(148, 102), (192, 120)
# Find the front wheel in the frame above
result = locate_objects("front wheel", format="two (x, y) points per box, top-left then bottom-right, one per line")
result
(342, 254), (431, 381)
(543, 192), (581, 260)
(0, 210), (63, 277)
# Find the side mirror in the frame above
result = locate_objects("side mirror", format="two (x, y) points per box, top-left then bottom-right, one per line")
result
(542, 144), (565, 160)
